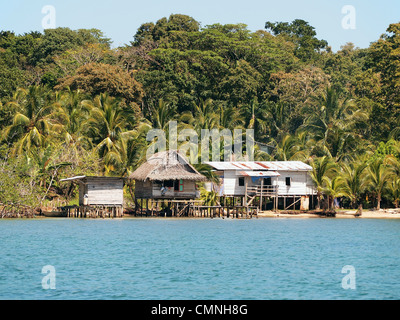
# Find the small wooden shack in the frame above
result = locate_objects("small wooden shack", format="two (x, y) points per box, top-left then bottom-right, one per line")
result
(60, 175), (124, 207)
(130, 150), (207, 200)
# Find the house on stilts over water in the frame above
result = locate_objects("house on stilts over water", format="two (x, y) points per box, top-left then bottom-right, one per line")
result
(129, 150), (208, 216)
(59, 176), (125, 218)
(204, 161), (316, 212)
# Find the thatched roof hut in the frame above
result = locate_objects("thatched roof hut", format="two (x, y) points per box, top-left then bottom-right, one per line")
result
(130, 150), (206, 199)
(129, 150), (207, 182)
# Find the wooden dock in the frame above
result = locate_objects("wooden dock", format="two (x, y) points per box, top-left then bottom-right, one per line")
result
(62, 205), (124, 218)
(133, 199), (259, 218)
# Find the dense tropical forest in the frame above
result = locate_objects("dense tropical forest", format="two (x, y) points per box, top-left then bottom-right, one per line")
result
(1, 14), (400, 211)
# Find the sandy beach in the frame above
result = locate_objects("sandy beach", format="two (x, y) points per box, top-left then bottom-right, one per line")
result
(258, 209), (400, 219)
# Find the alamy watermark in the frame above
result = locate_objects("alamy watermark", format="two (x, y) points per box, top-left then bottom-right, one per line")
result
(42, 5), (56, 29)
(341, 265), (356, 290)
(146, 121), (255, 164)
(342, 5), (356, 30)
(42, 265), (56, 290)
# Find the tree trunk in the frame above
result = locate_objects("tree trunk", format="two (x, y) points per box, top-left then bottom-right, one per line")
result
(377, 193), (381, 210)
(324, 196), (331, 211)
(316, 191), (321, 210)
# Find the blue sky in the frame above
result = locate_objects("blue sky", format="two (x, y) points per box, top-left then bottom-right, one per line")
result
(0, 0), (399, 51)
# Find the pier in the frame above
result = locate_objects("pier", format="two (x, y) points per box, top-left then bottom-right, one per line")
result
(62, 205), (124, 218)
(133, 199), (259, 218)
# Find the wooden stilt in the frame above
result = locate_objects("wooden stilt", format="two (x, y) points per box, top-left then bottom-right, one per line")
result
(259, 179), (264, 211)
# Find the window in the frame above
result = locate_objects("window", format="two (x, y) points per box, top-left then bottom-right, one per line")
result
(164, 180), (174, 188)
(238, 177), (245, 187)
(264, 177), (272, 186)
(154, 181), (162, 187)
(286, 177), (291, 186)
(174, 180), (184, 192)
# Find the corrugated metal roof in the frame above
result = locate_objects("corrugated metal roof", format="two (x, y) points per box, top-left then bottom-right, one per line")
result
(237, 171), (280, 177)
(60, 175), (86, 182)
(60, 176), (125, 182)
(205, 161), (312, 171)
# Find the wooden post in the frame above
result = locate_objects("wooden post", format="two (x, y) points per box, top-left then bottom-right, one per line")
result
(245, 179), (248, 205)
(245, 178), (249, 215)
(259, 179), (264, 211)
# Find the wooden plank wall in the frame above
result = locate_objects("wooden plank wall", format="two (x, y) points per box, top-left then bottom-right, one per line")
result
(219, 170), (315, 196)
(86, 178), (124, 206)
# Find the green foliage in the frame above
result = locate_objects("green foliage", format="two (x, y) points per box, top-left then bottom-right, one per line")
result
(31, 27), (111, 65)
(265, 19), (327, 62)
(1, 17), (400, 210)
(0, 157), (40, 206)
(55, 63), (143, 112)
(133, 14), (200, 45)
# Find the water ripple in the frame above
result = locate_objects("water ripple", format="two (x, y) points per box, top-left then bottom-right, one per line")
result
(0, 219), (399, 299)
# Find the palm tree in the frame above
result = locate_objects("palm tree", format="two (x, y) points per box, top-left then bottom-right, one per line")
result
(2, 86), (68, 154)
(200, 189), (218, 206)
(303, 87), (347, 138)
(322, 175), (346, 210)
(148, 98), (177, 131)
(272, 134), (296, 161)
(243, 97), (269, 141)
(291, 131), (315, 161)
(218, 104), (244, 131)
(26, 144), (72, 204)
(263, 101), (289, 139)
(340, 160), (368, 208)
(59, 88), (90, 146)
(322, 126), (359, 162)
(387, 176), (400, 208)
(271, 133), (312, 162)
(308, 156), (336, 209)
(194, 163), (221, 185)
(180, 98), (219, 132)
(301, 87), (368, 160)
(107, 122), (150, 176)
(366, 157), (394, 210)
(82, 93), (138, 173)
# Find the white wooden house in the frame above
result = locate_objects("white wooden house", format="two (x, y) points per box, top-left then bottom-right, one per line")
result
(205, 161), (316, 211)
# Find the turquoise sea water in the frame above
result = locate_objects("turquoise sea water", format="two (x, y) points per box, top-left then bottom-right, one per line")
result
(0, 218), (399, 300)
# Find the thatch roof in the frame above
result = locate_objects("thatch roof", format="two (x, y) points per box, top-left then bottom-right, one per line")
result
(129, 150), (207, 182)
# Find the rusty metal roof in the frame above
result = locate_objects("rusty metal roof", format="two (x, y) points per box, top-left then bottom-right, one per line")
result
(205, 161), (312, 171)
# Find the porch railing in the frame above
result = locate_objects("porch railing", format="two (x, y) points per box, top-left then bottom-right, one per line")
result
(246, 185), (277, 196)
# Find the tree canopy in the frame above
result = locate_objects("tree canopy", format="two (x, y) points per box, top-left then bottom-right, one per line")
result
(1, 15), (400, 210)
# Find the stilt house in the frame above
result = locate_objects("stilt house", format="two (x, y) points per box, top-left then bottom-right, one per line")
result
(60, 176), (124, 206)
(130, 150), (207, 200)
(205, 161), (316, 211)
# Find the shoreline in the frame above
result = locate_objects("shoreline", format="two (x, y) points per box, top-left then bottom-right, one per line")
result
(257, 209), (400, 219)
(2, 209), (400, 220)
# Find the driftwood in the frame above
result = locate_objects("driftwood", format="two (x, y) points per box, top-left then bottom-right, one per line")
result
(307, 209), (337, 217)
(355, 205), (363, 217)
